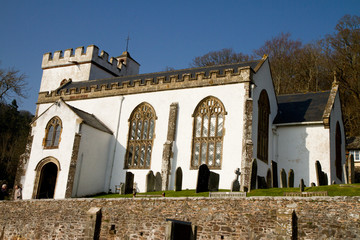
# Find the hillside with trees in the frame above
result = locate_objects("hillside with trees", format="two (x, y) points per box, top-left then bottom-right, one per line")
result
(190, 15), (360, 137)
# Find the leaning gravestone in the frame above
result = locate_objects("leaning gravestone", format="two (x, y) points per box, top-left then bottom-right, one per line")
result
(315, 161), (328, 186)
(266, 169), (272, 188)
(231, 168), (241, 192)
(155, 172), (162, 191)
(250, 159), (258, 190)
(125, 172), (134, 194)
(146, 171), (155, 192)
(280, 169), (287, 188)
(208, 171), (219, 192)
(175, 167), (183, 191)
(288, 169), (294, 188)
(196, 164), (210, 193)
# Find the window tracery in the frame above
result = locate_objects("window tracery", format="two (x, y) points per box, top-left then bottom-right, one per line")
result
(125, 103), (156, 169)
(191, 96), (226, 169)
(44, 117), (62, 149)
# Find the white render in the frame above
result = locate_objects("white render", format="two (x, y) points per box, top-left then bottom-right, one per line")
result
(20, 45), (347, 199)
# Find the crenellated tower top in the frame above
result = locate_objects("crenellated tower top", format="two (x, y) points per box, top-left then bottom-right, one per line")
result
(39, 45), (140, 92)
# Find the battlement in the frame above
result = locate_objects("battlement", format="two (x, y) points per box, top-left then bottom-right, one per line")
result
(42, 45), (123, 76)
(37, 65), (253, 104)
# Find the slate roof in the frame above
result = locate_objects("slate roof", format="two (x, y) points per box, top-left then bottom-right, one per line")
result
(346, 136), (360, 149)
(58, 60), (261, 93)
(274, 91), (331, 124)
(66, 104), (113, 134)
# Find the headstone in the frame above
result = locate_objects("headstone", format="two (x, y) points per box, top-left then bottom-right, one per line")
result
(155, 172), (162, 192)
(271, 161), (278, 188)
(231, 168), (241, 192)
(208, 172), (219, 192)
(196, 164), (210, 193)
(124, 172), (134, 194)
(280, 169), (287, 188)
(311, 182), (316, 187)
(299, 179), (304, 192)
(257, 176), (267, 189)
(175, 167), (183, 192)
(315, 161), (323, 186)
(323, 173), (328, 185)
(250, 159), (257, 190)
(288, 169), (294, 188)
(266, 169), (272, 188)
(146, 171), (155, 192)
(119, 183), (125, 195)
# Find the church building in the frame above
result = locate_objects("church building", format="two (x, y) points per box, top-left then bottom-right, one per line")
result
(17, 45), (346, 199)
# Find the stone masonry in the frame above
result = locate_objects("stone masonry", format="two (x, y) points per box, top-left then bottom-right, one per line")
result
(0, 197), (359, 239)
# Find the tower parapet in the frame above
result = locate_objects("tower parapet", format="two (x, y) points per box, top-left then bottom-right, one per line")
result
(39, 45), (140, 92)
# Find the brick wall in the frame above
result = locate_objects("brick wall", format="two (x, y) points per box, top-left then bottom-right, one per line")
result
(0, 197), (359, 239)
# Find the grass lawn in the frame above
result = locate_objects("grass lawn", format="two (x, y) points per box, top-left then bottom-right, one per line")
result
(92, 183), (360, 198)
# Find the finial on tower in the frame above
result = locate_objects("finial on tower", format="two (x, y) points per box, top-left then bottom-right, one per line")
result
(126, 34), (130, 52)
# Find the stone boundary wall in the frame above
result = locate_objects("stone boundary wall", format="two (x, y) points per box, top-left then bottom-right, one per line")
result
(0, 197), (359, 239)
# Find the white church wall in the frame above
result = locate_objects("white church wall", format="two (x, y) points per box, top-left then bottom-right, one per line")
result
(65, 83), (246, 192)
(276, 124), (330, 186)
(251, 59), (278, 178)
(22, 101), (80, 199)
(329, 91), (346, 184)
(72, 124), (113, 197)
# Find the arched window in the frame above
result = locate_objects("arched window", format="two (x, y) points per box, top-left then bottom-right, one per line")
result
(191, 96), (226, 169)
(257, 90), (270, 163)
(125, 103), (156, 169)
(335, 122), (342, 180)
(44, 117), (62, 149)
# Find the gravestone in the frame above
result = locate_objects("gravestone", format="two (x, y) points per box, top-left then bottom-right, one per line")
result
(280, 169), (287, 188)
(196, 164), (210, 193)
(175, 167), (183, 191)
(124, 172), (134, 194)
(119, 183), (125, 195)
(343, 164), (349, 184)
(155, 172), (162, 191)
(315, 161), (328, 186)
(231, 168), (241, 192)
(250, 159), (257, 190)
(288, 169), (294, 188)
(266, 169), (272, 188)
(299, 179), (304, 192)
(146, 171), (155, 192)
(271, 161), (278, 188)
(311, 182), (316, 187)
(257, 176), (267, 189)
(208, 172), (219, 192)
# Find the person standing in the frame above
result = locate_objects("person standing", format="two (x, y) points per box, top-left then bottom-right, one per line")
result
(14, 185), (22, 200)
(0, 184), (9, 200)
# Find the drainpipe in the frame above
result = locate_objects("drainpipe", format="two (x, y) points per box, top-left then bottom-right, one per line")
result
(107, 96), (125, 192)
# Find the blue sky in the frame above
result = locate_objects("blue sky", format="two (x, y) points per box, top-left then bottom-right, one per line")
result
(1, 0), (359, 113)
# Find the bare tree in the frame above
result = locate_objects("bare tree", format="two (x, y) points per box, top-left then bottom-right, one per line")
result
(324, 14), (360, 136)
(0, 65), (27, 102)
(190, 48), (252, 67)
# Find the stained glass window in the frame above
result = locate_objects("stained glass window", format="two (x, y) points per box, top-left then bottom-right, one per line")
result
(44, 117), (62, 148)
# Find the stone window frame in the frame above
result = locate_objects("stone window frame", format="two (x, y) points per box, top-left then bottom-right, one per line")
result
(124, 102), (157, 169)
(32, 157), (61, 199)
(190, 96), (227, 170)
(349, 150), (360, 162)
(43, 116), (63, 149)
(335, 122), (342, 180)
(257, 90), (270, 163)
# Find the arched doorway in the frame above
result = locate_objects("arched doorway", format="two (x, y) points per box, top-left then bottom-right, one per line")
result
(37, 162), (58, 199)
(33, 157), (60, 199)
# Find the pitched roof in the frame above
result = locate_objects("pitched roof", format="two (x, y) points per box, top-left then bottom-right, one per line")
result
(57, 60), (262, 93)
(66, 103), (113, 134)
(346, 136), (360, 149)
(274, 91), (331, 124)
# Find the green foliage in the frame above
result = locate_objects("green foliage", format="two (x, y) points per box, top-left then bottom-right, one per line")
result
(0, 101), (32, 187)
(92, 184), (360, 198)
